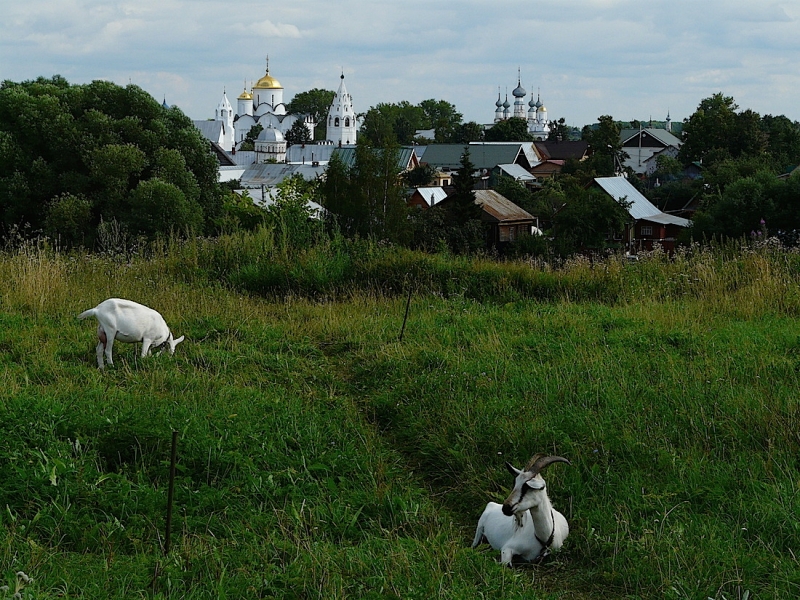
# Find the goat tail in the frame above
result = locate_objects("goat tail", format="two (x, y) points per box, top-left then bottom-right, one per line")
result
(471, 523), (485, 548)
(77, 308), (96, 320)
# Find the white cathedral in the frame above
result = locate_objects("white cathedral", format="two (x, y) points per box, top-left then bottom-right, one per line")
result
(493, 71), (551, 141)
(212, 59), (357, 160)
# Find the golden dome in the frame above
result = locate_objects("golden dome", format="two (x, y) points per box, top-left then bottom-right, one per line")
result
(253, 70), (283, 90)
(238, 89), (253, 100)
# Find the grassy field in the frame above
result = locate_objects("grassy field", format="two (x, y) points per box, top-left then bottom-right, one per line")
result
(0, 237), (798, 599)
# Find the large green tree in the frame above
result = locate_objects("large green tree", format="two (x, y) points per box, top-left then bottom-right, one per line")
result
(484, 117), (532, 142)
(418, 99), (463, 142)
(360, 102), (426, 145)
(240, 124), (263, 151)
(582, 115), (628, 176)
(360, 99), (470, 145)
(318, 140), (410, 243)
(286, 88), (335, 141)
(676, 93), (764, 166)
(547, 117), (571, 141)
(546, 176), (631, 256)
(762, 114), (800, 169)
(451, 121), (485, 144)
(0, 76), (222, 244)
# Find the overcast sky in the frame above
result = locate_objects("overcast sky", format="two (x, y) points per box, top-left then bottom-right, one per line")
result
(3, 0), (800, 129)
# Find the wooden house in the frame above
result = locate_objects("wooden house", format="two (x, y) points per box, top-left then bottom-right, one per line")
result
(594, 176), (691, 253)
(438, 189), (539, 246)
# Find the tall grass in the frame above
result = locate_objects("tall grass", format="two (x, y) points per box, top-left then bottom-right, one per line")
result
(0, 235), (798, 598)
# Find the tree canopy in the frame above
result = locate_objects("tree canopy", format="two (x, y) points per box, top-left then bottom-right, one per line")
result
(0, 76), (223, 245)
(286, 88), (335, 141)
(581, 115), (628, 176)
(484, 117), (532, 142)
(678, 93), (800, 171)
(318, 140), (410, 243)
(359, 99), (469, 145)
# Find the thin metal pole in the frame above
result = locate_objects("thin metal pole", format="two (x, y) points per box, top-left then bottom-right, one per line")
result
(399, 282), (413, 342)
(165, 430), (178, 555)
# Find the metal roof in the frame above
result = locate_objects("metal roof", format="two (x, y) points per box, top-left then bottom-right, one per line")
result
(239, 163), (326, 188)
(534, 140), (589, 160)
(218, 166), (246, 182)
(193, 120), (225, 143)
(639, 212), (692, 226)
(622, 148), (658, 174)
(495, 163), (536, 181)
(412, 186), (448, 206)
(620, 128), (682, 148)
(594, 177), (690, 227)
(286, 143), (337, 165)
(333, 146), (418, 172)
(420, 143), (530, 170)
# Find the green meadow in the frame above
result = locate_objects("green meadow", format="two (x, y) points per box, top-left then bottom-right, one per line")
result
(0, 233), (798, 599)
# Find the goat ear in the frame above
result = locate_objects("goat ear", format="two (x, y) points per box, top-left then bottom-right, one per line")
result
(505, 462), (521, 477)
(525, 479), (545, 491)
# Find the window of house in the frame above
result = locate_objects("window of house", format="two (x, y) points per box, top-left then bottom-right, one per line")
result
(641, 225), (653, 236)
(345, 117), (350, 127)
(335, 117), (340, 127)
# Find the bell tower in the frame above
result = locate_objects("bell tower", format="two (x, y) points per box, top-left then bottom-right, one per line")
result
(327, 72), (357, 146)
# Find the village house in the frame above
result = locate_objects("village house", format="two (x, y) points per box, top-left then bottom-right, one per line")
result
(437, 189), (539, 246)
(407, 186), (448, 210)
(619, 127), (682, 176)
(594, 176), (691, 253)
(418, 142), (541, 188)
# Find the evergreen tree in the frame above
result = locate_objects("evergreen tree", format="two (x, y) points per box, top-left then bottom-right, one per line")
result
(448, 147), (481, 225)
(240, 124), (263, 151)
(318, 152), (356, 236)
(441, 147), (485, 252)
(285, 119), (312, 147)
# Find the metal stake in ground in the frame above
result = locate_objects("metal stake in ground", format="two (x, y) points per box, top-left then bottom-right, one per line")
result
(399, 281), (413, 342)
(165, 430), (178, 555)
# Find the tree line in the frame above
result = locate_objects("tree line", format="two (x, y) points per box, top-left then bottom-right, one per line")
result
(0, 76), (223, 248)
(2, 76), (800, 255)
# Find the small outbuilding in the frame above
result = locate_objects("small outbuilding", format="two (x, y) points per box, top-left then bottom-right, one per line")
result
(407, 186), (448, 210)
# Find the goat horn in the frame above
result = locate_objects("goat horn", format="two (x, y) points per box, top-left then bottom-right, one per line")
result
(527, 455), (571, 474)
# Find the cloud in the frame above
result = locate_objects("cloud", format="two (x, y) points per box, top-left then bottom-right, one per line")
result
(1, 0), (799, 127)
(229, 20), (302, 39)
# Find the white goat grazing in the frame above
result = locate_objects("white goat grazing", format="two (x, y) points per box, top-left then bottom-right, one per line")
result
(78, 298), (184, 369)
(472, 454), (571, 565)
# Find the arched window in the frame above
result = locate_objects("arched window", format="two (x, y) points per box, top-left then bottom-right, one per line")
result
(335, 117), (340, 127)
(344, 117), (350, 127)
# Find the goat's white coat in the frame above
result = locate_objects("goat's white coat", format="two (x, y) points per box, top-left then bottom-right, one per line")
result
(78, 298), (184, 369)
(472, 460), (569, 566)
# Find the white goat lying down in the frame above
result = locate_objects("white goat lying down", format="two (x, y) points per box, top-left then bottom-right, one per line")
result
(78, 298), (185, 369)
(472, 454), (571, 565)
